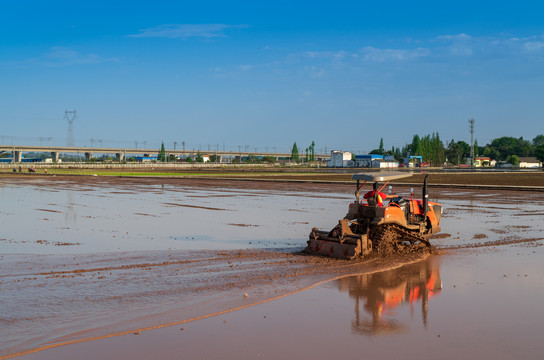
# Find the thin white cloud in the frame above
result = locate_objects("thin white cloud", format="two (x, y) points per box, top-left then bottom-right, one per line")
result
(302, 51), (349, 60)
(524, 41), (544, 51)
(360, 46), (431, 62)
(437, 33), (472, 41)
(437, 33), (473, 55)
(8, 47), (116, 67)
(304, 66), (325, 78)
(129, 24), (248, 38)
(44, 47), (104, 64)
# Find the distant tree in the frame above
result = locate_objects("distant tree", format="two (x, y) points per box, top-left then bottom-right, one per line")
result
(507, 155), (520, 166)
(446, 140), (470, 165)
(158, 142), (166, 162)
(378, 138), (384, 154)
(488, 137), (532, 160)
(262, 156), (276, 164)
(394, 147), (402, 160)
(186, 156), (193, 163)
(291, 142), (299, 162)
(309, 141), (315, 161)
(483, 146), (500, 160)
(411, 135), (421, 156)
(533, 134), (544, 147)
(535, 145), (544, 163)
(195, 151), (204, 163)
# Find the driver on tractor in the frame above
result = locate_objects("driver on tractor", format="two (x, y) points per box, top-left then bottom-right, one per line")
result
(363, 182), (390, 206)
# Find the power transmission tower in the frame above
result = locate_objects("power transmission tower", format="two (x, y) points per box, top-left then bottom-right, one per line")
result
(469, 118), (475, 166)
(65, 109), (76, 147)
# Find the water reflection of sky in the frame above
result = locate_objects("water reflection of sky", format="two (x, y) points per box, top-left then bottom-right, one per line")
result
(2, 178), (543, 254)
(0, 178), (352, 254)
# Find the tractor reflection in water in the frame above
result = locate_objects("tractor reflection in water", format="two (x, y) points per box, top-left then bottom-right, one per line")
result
(334, 257), (442, 335)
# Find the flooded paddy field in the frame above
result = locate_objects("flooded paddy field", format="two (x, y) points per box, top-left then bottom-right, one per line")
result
(1, 176), (543, 359)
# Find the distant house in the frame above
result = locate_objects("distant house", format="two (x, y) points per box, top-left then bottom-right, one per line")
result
(327, 151), (352, 167)
(187, 154), (210, 163)
(403, 155), (423, 168)
(496, 161), (513, 168)
(354, 154), (383, 167)
(371, 159), (399, 168)
(134, 156), (158, 162)
(474, 156), (496, 167)
(518, 157), (542, 168)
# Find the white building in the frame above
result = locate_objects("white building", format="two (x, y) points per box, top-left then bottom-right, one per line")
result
(327, 151), (352, 167)
(519, 157), (542, 168)
(371, 159), (399, 168)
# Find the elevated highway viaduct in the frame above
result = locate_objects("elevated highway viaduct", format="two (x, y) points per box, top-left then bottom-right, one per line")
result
(0, 145), (330, 163)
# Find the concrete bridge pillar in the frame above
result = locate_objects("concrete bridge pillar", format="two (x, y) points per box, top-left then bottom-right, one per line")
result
(51, 152), (59, 162)
(116, 153), (125, 162)
(14, 151), (22, 163)
(85, 152), (93, 161)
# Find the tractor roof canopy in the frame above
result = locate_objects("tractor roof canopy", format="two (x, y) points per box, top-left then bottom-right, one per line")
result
(351, 172), (412, 182)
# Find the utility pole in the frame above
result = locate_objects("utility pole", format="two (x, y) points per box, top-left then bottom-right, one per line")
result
(182, 141), (185, 152)
(469, 118), (475, 166)
(174, 141), (177, 150)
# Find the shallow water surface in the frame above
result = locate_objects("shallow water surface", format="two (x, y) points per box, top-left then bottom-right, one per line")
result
(2, 177), (544, 359)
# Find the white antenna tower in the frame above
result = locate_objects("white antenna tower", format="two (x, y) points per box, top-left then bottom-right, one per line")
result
(65, 109), (76, 147)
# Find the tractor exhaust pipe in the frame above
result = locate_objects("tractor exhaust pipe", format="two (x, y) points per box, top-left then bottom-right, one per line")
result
(423, 174), (429, 217)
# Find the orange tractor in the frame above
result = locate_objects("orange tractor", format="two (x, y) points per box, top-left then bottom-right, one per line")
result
(306, 172), (442, 259)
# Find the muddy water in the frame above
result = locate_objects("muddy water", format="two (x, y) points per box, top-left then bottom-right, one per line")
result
(18, 249), (544, 360)
(2, 177), (544, 359)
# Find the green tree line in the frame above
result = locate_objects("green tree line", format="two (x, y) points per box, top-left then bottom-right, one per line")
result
(370, 134), (544, 166)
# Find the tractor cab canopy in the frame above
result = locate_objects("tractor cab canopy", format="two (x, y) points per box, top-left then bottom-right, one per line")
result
(351, 172), (412, 182)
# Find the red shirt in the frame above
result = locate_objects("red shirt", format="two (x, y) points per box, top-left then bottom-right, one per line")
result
(363, 190), (387, 206)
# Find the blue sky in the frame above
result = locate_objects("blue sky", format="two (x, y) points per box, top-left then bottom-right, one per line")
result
(1, 1), (543, 153)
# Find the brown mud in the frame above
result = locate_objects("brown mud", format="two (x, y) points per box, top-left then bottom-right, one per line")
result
(1, 249), (429, 359)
